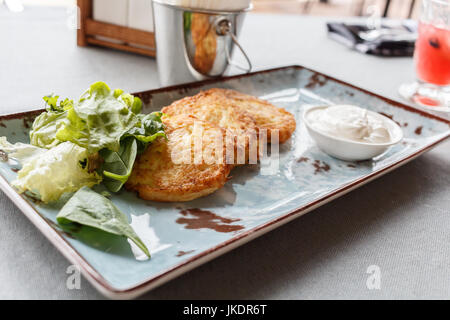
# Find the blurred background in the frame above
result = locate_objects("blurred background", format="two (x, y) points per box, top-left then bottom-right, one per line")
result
(254, 0), (419, 18)
(2, 0), (420, 18)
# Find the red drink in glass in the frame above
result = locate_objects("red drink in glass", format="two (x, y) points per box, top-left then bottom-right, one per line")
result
(415, 22), (450, 86)
(399, 0), (450, 111)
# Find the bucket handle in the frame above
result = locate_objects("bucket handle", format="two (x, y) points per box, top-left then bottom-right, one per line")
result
(216, 18), (252, 73)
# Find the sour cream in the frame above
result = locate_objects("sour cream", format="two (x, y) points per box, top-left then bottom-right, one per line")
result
(306, 105), (392, 144)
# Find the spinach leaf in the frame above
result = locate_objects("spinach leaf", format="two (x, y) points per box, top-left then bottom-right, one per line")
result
(56, 186), (150, 258)
(98, 112), (166, 193)
(99, 137), (137, 192)
(122, 112), (166, 153)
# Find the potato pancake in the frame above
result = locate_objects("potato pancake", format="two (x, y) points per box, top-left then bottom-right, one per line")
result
(162, 91), (258, 164)
(126, 115), (232, 202)
(162, 88), (296, 145)
(210, 88), (296, 143)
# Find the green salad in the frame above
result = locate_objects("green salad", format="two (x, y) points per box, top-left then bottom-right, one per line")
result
(0, 82), (167, 258)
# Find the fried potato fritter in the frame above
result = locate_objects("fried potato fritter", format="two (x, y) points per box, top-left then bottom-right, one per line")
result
(126, 115), (232, 202)
(162, 91), (258, 164)
(162, 88), (296, 145)
(129, 89), (296, 202)
(210, 88), (297, 143)
(162, 91), (257, 136)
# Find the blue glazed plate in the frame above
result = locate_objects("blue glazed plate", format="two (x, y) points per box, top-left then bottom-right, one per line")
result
(0, 66), (448, 299)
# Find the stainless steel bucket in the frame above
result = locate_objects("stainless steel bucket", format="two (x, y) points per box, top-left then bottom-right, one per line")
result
(152, 0), (252, 86)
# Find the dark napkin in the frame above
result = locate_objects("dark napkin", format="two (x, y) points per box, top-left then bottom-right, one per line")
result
(327, 21), (417, 57)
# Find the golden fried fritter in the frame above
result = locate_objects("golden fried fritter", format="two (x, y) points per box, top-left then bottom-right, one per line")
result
(162, 91), (258, 164)
(127, 89), (296, 202)
(210, 88), (297, 143)
(126, 115), (232, 202)
(163, 89), (296, 145)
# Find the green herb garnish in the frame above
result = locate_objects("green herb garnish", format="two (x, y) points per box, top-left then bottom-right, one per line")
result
(57, 186), (150, 258)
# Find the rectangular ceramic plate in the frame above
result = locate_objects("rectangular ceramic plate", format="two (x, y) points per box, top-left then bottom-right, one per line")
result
(0, 66), (448, 299)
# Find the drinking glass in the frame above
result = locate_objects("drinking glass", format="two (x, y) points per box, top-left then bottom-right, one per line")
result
(399, 0), (450, 112)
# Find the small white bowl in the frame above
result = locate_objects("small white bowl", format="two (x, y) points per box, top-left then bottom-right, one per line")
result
(303, 106), (403, 161)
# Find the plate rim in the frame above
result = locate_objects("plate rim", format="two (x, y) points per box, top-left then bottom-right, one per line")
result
(0, 65), (449, 299)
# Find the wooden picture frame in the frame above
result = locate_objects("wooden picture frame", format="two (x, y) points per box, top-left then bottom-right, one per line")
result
(77, 0), (156, 57)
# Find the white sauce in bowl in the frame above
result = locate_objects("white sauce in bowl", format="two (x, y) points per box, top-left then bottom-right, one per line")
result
(306, 105), (392, 144)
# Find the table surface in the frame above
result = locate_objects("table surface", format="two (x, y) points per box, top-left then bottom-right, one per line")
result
(0, 6), (449, 300)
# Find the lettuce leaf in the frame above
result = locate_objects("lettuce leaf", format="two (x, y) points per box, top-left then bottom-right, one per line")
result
(12, 141), (102, 203)
(30, 110), (69, 149)
(55, 82), (140, 153)
(29, 95), (73, 149)
(0, 137), (46, 164)
(26, 82), (166, 195)
(30, 82), (145, 154)
(43, 95), (73, 113)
